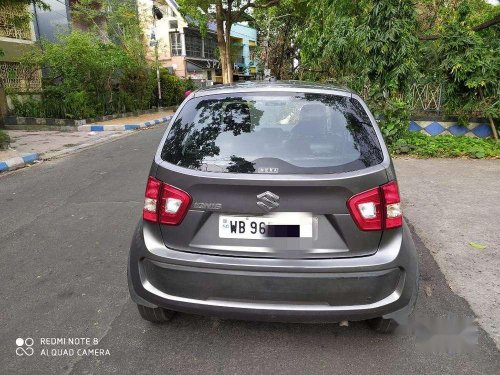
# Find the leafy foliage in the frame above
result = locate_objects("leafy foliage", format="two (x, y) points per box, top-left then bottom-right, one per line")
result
(157, 69), (196, 107)
(299, 0), (417, 95)
(253, 0), (306, 79)
(176, 0), (279, 83)
(376, 99), (411, 145)
(296, 0), (419, 144)
(295, 0), (499, 143)
(436, 3), (499, 122)
(0, 129), (10, 150)
(391, 132), (500, 159)
(17, 30), (155, 118)
(10, 0), (164, 119)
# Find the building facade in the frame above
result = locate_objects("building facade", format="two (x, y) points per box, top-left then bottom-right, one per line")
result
(138, 0), (258, 84)
(138, 0), (218, 82)
(230, 23), (258, 79)
(0, 2), (41, 92)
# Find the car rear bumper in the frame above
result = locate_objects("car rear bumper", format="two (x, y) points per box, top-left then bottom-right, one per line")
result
(128, 220), (419, 323)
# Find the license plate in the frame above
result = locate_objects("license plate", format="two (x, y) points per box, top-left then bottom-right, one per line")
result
(219, 213), (313, 239)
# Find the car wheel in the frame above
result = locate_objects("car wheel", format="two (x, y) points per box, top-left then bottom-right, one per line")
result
(367, 317), (399, 333)
(137, 304), (175, 323)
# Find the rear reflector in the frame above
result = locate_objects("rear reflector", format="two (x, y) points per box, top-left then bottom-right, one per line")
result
(347, 181), (402, 231)
(143, 176), (191, 225)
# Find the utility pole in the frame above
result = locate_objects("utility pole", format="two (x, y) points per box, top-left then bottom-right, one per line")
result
(152, 1), (163, 110)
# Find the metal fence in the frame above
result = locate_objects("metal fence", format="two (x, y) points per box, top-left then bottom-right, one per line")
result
(360, 83), (444, 113)
(410, 83), (443, 113)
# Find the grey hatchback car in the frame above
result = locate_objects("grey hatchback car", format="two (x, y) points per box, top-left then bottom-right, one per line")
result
(128, 81), (419, 332)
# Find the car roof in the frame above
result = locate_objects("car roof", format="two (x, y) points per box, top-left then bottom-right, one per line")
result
(192, 80), (354, 97)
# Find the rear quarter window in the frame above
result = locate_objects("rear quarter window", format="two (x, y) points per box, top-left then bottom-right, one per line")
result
(161, 92), (383, 174)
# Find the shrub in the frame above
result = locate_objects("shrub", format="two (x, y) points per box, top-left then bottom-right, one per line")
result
(377, 99), (411, 145)
(10, 95), (45, 118)
(158, 69), (195, 107)
(0, 129), (10, 150)
(17, 30), (156, 119)
(391, 132), (500, 158)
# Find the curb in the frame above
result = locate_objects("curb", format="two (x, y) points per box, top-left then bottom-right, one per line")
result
(0, 116), (172, 173)
(0, 153), (39, 172)
(77, 115), (172, 132)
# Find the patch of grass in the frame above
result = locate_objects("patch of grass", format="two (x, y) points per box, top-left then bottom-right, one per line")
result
(63, 143), (78, 148)
(391, 132), (500, 159)
(0, 129), (10, 150)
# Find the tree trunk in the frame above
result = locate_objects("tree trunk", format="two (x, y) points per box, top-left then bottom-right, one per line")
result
(479, 87), (499, 141)
(224, 17), (233, 83)
(215, 1), (234, 84)
(215, 1), (228, 83)
(487, 115), (499, 141)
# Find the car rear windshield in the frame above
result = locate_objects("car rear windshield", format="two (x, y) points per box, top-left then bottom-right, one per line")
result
(160, 92), (383, 174)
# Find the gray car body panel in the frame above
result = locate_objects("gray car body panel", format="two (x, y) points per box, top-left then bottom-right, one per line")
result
(128, 81), (419, 323)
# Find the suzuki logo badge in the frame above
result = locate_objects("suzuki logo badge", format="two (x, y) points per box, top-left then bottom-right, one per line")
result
(257, 191), (280, 212)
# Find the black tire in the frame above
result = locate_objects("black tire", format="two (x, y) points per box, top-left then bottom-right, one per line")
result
(367, 317), (399, 333)
(137, 304), (175, 323)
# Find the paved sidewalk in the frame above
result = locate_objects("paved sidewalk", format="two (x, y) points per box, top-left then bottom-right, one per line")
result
(80, 110), (174, 131)
(0, 130), (126, 161)
(394, 157), (500, 347)
(88, 110), (173, 126)
(0, 110), (174, 172)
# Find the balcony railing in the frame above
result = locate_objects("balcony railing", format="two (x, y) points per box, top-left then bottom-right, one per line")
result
(0, 4), (32, 40)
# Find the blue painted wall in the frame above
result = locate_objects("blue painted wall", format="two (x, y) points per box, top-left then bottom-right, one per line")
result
(408, 121), (493, 138)
(230, 23), (257, 74)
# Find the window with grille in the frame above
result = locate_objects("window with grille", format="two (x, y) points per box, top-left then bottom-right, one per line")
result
(185, 34), (202, 57)
(169, 20), (178, 29)
(204, 37), (217, 59)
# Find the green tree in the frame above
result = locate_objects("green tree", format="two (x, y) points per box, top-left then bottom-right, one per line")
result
(176, 0), (280, 83)
(253, 0), (306, 79)
(299, 0), (417, 95)
(298, 0), (418, 143)
(414, 0), (499, 140)
(437, 2), (499, 139)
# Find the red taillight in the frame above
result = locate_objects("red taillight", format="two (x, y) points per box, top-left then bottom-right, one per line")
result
(143, 177), (161, 222)
(143, 176), (191, 225)
(347, 181), (402, 231)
